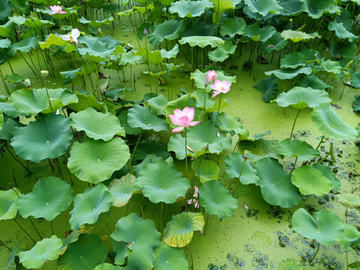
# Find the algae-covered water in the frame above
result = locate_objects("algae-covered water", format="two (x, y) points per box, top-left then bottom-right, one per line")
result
(1, 19), (360, 269)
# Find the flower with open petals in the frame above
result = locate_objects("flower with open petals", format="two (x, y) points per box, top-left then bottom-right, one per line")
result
(60, 29), (80, 44)
(49, 5), (66, 15)
(211, 79), (232, 98)
(169, 107), (200, 133)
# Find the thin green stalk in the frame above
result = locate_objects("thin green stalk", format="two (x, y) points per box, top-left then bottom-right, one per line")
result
(5, 145), (31, 175)
(2, 49), (14, 74)
(128, 132), (143, 172)
(0, 67), (11, 96)
(290, 157), (298, 174)
(51, 220), (54, 236)
(0, 240), (12, 251)
(13, 218), (37, 244)
(44, 79), (54, 113)
(95, 67), (103, 101)
(215, 93), (222, 127)
(309, 242), (320, 264)
(204, 213), (210, 235)
(19, 52), (37, 75)
(144, 35), (153, 93)
(233, 157), (246, 196)
(28, 217), (43, 240)
(289, 109), (301, 139)
(159, 202), (164, 231)
(127, 16), (141, 48)
(316, 135), (325, 150)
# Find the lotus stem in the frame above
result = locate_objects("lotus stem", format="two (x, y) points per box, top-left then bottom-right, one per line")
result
(13, 218), (36, 244)
(44, 79), (54, 113)
(215, 93), (222, 127)
(128, 131), (142, 172)
(0, 240), (12, 251)
(188, 244), (194, 270)
(5, 145), (31, 175)
(51, 220), (54, 236)
(204, 213), (210, 235)
(159, 202), (164, 231)
(0, 67), (11, 96)
(127, 16), (141, 48)
(289, 109), (301, 139)
(309, 242), (320, 264)
(2, 49), (14, 74)
(233, 156), (246, 197)
(144, 36), (153, 94)
(63, 156), (74, 185)
(47, 158), (54, 172)
(19, 52), (37, 75)
(95, 67), (103, 101)
(316, 135), (325, 150)
(28, 217), (43, 240)
(290, 157), (298, 174)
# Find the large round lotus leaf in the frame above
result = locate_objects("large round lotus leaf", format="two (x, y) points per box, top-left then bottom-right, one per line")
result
(278, 138), (320, 161)
(340, 224), (360, 250)
(220, 17), (246, 38)
(281, 30), (320, 42)
(244, 23), (276, 43)
(79, 16), (114, 28)
(280, 0), (303, 15)
(179, 36), (224, 48)
(280, 52), (306, 69)
(19, 235), (62, 269)
(330, 41), (357, 61)
(145, 95), (169, 116)
(163, 212), (204, 247)
(265, 66), (312, 80)
(328, 21), (357, 42)
(5, 241), (26, 270)
(217, 112), (249, 135)
(148, 19), (185, 46)
(94, 263), (123, 270)
(225, 153), (260, 185)
(301, 0), (340, 19)
(292, 208), (344, 245)
(134, 141), (170, 161)
(291, 165), (332, 196)
(77, 36), (116, 63)
(279, 258), (305, 270)
(154, 242), (188, 270)
(192, 159), (220, 183)
(57, 234), (107, 270)
(0, 0), (13, 21)
(108, 174), (139, 207)
(11, 114), (72, 163)
(199, 180), (238, 218)
(111, 213), (161, 269)
(321, 59), (342, 76)
(67, 91), (105, 112)
(297, 74), (331, 90)
(311, 104), (358, 140)
(68, 138), (130, 183)
(350, 71), (360, 89)
(69, 184), (112, 230)
(244, 0), (283, 16)
(335, 193), (360, 208)
(168, 121), (232, 160)
(70, 107), (125, 141)
(0, 188), (20, 220)
(312, 163), (341, 190)
(253, 75), (278, 103)
(255, 157), (301, 208)
(6, 36), (39, 57)
(169, 0), (213, 18)
(17, 177), (73, 221)
(113, 239), (130, 265)
(0, 101), (23, 118)
(260, 32), (288, 54)
(133, 154), (163, 176)
(208, 47), (230, 62)
(135, 47), (164, 64)
(190, 69), (236, 90)
(0, 117), (22, 141)
(11, 88), (78, 115)
(127, 104), (168, 132)
(137, 160), (190, 204)
(275, 87), (331, 109)
(118, 109), (142, 135)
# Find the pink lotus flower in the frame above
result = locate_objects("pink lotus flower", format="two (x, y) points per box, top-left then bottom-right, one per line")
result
(205, 70), (217, 86)
(187, 199), (199, 208)
(211, 79), (232, 98)
(169, 107), (200, 133)
(60, 29), (80, 44)
(49, 5), (66, 15)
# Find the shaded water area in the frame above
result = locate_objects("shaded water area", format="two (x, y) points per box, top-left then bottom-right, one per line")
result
(1, 17), (360, 270)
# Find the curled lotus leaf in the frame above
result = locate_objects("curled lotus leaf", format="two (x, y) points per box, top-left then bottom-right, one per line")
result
(297, 74), (331, 90)
(260, 32), (288, 54)
(278, 138), (320, 161)
(128, 104), (168, 132)
(244, 0), (283, 16)
(220, 17), (246, 38)
(253, 74), (278, 103)
(335, 193), (360, 209)
(0, 188), (21, 220)
(281, 30), (320, 42)
(169, 0), (213, 18)
(244, 23), (276, 43)
(179, 36), (224, 48)
(280, 0), (303, 16)
(301, 0), (340, 19)
(79, 16), (114, 28)
(312, 163), (341, 190)
(147, 19), (185, 46)
(6, 36), (39, 57)
(192, 159), (220, 183)
(112, 240), (130, 265)
(280, 52), (306, 69)
(265, 66), (312, 80)
(217, 112), (249, 135)
(5, 241), (26, 270)
(340, 224), (360, 250)
(39, 34), (67, 49)
(328, 21), (357, 42)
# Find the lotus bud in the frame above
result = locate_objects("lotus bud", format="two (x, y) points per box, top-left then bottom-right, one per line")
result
(199, 230), (204, 234)
(205, 144), (209, 151)
(144, 28), (148, 35)
(41, 70), (49, 78)
(23, 79), (31, 87)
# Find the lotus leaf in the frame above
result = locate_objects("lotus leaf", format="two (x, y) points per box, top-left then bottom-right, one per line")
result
(0, 38), (11, 49)
(19, 236), (62, 269)
(217, 112), (249, 135)
(67, 92), (105, 112)
(153, 242), (189, 269)
(134, 141), (171, 161)
(280, 0), (303, 15)
(166, 94), (202, 122)
(335, 193), (360, 208)
(281, 30), (320, 42)
(212, 0), (237, 23)
(275, 87), (331, 109)
(7, 36), (39, 57)
(111, 213), (161, 269)
(5, 73), (23, 83)
(94, 263), (123, 270)
(169, 0), (213, 18)
(311, 104), (358, 140)
(69, 184), (112, 230)
(5, 241), (26, 270)
(280, 52), (306, 69)
(321, 59), (342, 78)
(244, 23), (276, 43)
(57, 234), (107, 269)
(179, 36), (224, 48)
(279, 258), (305, 269)
(239, 130), (271, 142)
(148, 19), (185, 46)
(208, 47), (230, 62)
(253, 75), (278, 102)
(350, 71), (360, 88)
(24, 18), (54, 28)
(192, 159), (220, 183)
(11, 114), (72, 163)
(79, 16), (114, 28)
(133, 155), (163, 176)
(0, 0), (13, 21)
(112, 240), (130, 265)
(191, 69), (236, 89)
(278, 138), (320, 161)
(135, 47), (164, 64)
(108, 174), (138, 207)
(297, 74), (331, 90)
(220, 17), (246, 38)
(0, 188), (20, 220)
(225, 153), (260, 185)
(328, 21), (357, 42)
(340, 224), (360, 250)
(244, 0), (283, 16)
(78, 36), (116, 63)
(0, 117), (22, 141)
(160, 44), (179, 59)
(260, 32), (288, 54)
(330, 41), (357, 60)
(163, 212), (204, 247)
(145, 95), (168, 115)
(0, 21), (15, 36)
(68, 138), (130, 183)
(255, 157), (301, 208)
(182, 21), (215, 37)
(39, 34), (68, 49)
(127, 104), (168, 132)
(292, 208), (344, 245)
(17, 177), (73, 221)
(301, 0), (340, 19)
(265, 66), (312, 80)
(118, 109), (142, 135)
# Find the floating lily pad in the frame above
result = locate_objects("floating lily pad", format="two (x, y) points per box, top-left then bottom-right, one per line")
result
(17, 177), (73, 221)
(253, 75), (278, 103)
(225, 153), (260, 185)
(265, 67), (312, 80)
(217, 112), (249, 135)
(255, 157), (301, 208)
(169, 0), (213, 18)
(0, 188), (21, 220)
(69, 184), (113, 230)
(244, 0), (283, 16)
(108, 174), (138, 207)
(148, 19), (185, 46)
(163, 212), (204, 247)
(128, 104), (168, 132)
(292, 208), (344, 245)
(19, 236), (62, 269)
(154, 242), (189, 270)
(192, 159), (220, 183)
(335, 193), (360, 209)
(278, 138), (320, 161)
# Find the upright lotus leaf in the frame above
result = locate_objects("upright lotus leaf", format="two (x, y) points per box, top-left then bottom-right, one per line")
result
(118, 110), (142, 135)
(160, 45), (179, 59)
(0, 0), (13, 21)
(163, 212), (204, 247)
(67, 91), (105, 112)
(11, 114), (72, 163)
(220, 17), (246, 38)
(225, 153), (260, 185)
(275, 87), (331, 109)
(260, 32), (287, 55)
(297, 74), (331, 90)
(328, 21), (357, 42)
(312, 164), (341, 190)
(335, 194), (360, 208)
(199, 180), (238, 218)
(292, 208), (344, 245)
(147, 19), (185, 46)
(38, 34), (68, 49)
(79, 16), (114, 28)
(5, 73), (23, 83)
(191, 69), (236, 89)
(108, 174), (138, 207)
(0, 117), (22, 141)
(265, 66), (312, 80)
(182, 21), (215, 37)
(291, 165), (332, 196)
(255, 158), (301, 208)
(212, 0), (237, 24)
(331, 41), (357, 60)
(118, 52), (143, 67)
(280, 52), (306, 69)
(350, 71), (360, 89)
(0, 38), (11, 49)
(311, 104), (358, 140)
(133, 155), (163, 176)
(6, 36), (39, 57)
(301, 0), (340, 19)
(253, 75), (278, 102)
(111, 213), (161, 269)
(240, 130), (271, 142)
(24, 18), (54, 29)
(57, 234), (107, 270)
(179, 36), (224, 48)
(19, 236), (62, 269)
(281, 30), (320, 43)
(154, 242), (188, 270)
(146, 95), (168, 115)
(192, 159), (220, 183)
(244, 23), (276, 43)
(217, 112), (249, 135)
(5, 241), (26, 270)
(69, 184), (113, 230)
(137, 160), (190, 204)
(135, 47), (164, 65)
(0, 21), (15, 36)
(128, 104), (168, 132)
(0, 188), (21, 220)
(112, 240), (130, 265)
(340, 224), (360, 250)
(70, 108), (125, 141)
(134, 141), (170, 161)
(208, 47), (230, 62)
(17, 177), (73, 221)
(77, 36), (116, 63)
(244, 0), (283, 16)
(68, 138), (130, 183)
(280, 0), (303, 15)
(278, 138), (320, 161)
(169, 0), (213, 18)
(322, 59), (342, 79)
